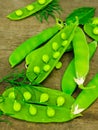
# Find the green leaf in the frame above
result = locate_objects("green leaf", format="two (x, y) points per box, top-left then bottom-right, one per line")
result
(65, 7), (96, 25)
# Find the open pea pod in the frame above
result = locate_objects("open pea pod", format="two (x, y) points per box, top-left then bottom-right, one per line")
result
(0, 85), (81, 123)
(7, 0), (53, 20)
(2, 85), (75, 109)
(26, 20), (78, 83)
(84, 17), (98, 41)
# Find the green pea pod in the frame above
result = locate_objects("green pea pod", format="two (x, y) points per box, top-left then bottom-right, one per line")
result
(0, 85), (81, 123)
(2, 85), (75, 109)
(71, 73), (98, 115)
(9, 18), (64, 67)
(7, 0), (53, 20)
(26, 20), (78, 83)
(61, 41), (97, 95)
(84, 17), (98, 41)
(72, 27), (89, 88)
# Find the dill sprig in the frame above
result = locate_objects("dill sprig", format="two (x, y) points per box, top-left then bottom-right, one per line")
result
(35, 0), (63, 22)
(0, 70), (30, 87)
(0, 70), (41, 87)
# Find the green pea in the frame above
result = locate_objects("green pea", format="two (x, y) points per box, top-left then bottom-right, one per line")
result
(92, 17), (98, 25)
(7, 0), (53, 20)
(23, 91), (32, 101)
(26, 20), (78, 83)
(33, 66), (40, 74)
(52, 42), (59, 51)
(29, 105), (37, 115)
(61, 41), (97, 95)
(40, 93), (49, 103)
(38, 0), (46, 4)
(53, 51), (60, 59)
(61, 32), (67, 40)
(56, 96), (65, 106)
(71, 73), (98, 115)
(8, 92), (15, 99)
(61, 40), (68, 47)
(55, 61), (62, 69)
(84, 18), (98, 41)
(47, 107), (55, 117)
(72, 27), (89, 87)
(26, 5), (35, 11)
(9, 18), (64, 67)
(13, 100), (21, 112)
(42, 54), (49, 63)
(93, 27), (98, 35)
(15, 10), (23, 16)
(43, 64), (50, 72)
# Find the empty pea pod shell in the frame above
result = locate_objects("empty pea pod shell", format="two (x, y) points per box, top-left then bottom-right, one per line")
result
(0, 85), (81, 123)
(61, 41), (97, 95)
(7, 0), (53, 20)
(71, 73), (98, 115)
(9, 18), (64, 67)
(84, 17), (98, 41)
(26, 20), (78, 83)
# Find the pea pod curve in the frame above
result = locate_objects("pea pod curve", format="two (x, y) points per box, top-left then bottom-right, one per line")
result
(0, 85), (81, 123)
(26, 20), (78, 83)
(71, 73), (98, 115)
(61, 41), (97, 95)
(7, 0), (53, 20)
(9, 18), (64, 67)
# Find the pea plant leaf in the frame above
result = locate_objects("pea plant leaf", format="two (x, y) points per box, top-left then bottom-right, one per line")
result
(65, 7), (96, 25)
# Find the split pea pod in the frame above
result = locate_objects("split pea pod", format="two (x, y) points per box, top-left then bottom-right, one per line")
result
(84, 17), (98, 41)
(9, 18), (64, 67)
(7, 0), (53, 20)
(71, 73), (98, 115)
(2, 85), (75, 109)
(61, 41), (97, 95)
(0, 85), (81, 123)
(72, 27), (89, 88)
(26, 20), (78, 83)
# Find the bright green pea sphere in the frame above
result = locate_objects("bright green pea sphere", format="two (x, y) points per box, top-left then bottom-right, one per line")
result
(29, 105), (37, 115)
(23, 91), (32, 101)
(15, 10), (23, 16)
(26, 5), (35, 11)
(47, 107), (55, 117)
(93, 27), (98, 35)
(33, 66), (40, 74)
(38, 0), (46, 4)
(40, 93), (49, 103)
(13, 101), (21, 112)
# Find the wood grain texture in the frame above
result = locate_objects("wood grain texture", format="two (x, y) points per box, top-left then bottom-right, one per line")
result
(0, 0), (98, 130)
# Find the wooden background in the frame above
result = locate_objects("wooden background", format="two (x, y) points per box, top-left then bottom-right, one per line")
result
(0, 0), (98, 130)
